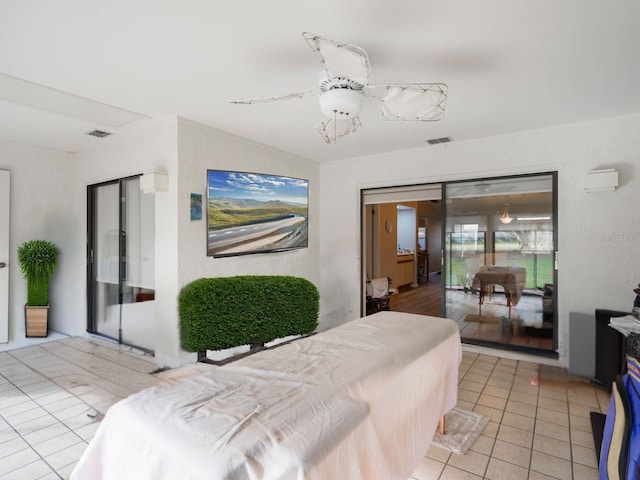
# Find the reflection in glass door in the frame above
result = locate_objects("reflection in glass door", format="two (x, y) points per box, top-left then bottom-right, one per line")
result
(443, 174), (557, 355)
(87, 176), (156, 352)
(445, 230), (486, 292)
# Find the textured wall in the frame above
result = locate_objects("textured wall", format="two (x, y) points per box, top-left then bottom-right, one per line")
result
(0, 141), (79, 346)
(77, 117), (181, 364)
(176, 119), (321, 321)
(319, 114), (640, 366)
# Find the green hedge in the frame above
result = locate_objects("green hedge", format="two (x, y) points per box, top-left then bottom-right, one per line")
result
(179, 276), (319, 352)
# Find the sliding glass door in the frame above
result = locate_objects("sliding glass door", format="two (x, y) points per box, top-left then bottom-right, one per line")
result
(87, 176), (156, 352)
(360, 172), (557, 356)
(443, 173), (557, 355)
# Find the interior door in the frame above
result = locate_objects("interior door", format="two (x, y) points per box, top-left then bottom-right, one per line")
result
(0, 170), (9, 343)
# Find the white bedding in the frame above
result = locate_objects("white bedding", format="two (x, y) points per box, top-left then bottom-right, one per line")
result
(71, 311), (461, 480)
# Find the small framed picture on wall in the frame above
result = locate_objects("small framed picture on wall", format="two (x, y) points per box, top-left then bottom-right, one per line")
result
(191, 193), (202, 221)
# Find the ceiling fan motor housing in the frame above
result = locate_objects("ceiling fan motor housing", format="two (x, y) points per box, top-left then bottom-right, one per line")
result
(319, 88), (364, 119)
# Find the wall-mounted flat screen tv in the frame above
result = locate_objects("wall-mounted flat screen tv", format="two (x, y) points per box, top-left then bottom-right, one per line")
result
(207, 170), (309, 258)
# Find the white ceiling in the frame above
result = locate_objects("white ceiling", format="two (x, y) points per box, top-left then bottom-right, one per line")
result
(1, 0), (639, 162)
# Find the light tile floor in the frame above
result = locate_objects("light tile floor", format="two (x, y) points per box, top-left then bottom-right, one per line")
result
(412, 352), (609, 480)
(0, 337), (166, 479)
(0, 337), (609, 479)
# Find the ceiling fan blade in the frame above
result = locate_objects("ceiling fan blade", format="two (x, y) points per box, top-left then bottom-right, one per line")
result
(303, 32), (372, 87)
(366, 83), (447, 121)
(316, 117), (362, 144)
(230, 91), (319, 104)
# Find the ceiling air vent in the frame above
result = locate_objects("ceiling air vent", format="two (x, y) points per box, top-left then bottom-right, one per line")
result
(426, 136), (452, 145)
(86, 129), (112, 138)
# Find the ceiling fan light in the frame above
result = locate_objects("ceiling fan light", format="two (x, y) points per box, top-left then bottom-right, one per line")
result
(500, 213), (514, 224)
(318, 88), (363, 119)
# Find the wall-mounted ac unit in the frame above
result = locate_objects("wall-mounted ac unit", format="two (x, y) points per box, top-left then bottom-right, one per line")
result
(584, 168), (618, 193)
(140, 171), (168, 193)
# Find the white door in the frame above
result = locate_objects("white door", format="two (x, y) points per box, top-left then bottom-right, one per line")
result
(0, 170), (9, 343)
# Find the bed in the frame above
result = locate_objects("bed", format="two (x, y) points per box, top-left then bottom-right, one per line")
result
(71, 311), (462, 480)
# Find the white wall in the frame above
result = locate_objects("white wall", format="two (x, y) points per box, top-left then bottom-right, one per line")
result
(319, 114), (640, 365)
(1, 117), (319, 366)
(176, 119), (320, 309)
(6, 111), (637, 368)
(0, 140), (81, 345)
(79, 117), (320, 365)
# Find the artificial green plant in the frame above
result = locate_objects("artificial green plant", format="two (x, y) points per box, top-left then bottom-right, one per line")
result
(17, 240), (60, 306)
(179, 275), (319, 352)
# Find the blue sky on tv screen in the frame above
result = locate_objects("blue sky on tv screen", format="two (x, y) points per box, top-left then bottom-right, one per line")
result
(207, 170), (308, 206)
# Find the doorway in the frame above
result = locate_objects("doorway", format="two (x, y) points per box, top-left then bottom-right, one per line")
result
(361, 172), (558, 357)
(0, 170), (9, 343)
(87, 176), (155, 352)
(362, 185), (443, 318)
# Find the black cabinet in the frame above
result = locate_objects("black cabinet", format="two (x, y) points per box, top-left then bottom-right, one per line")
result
(594, 308), (630, 386)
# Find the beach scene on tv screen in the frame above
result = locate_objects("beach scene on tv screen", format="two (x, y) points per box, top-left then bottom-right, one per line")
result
(207, 170), (309, 257)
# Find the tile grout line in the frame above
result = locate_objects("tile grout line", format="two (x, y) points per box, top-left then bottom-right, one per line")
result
(534, 370), (576, 480)
(476, 358), (538, 479)
(0, 339), (162, 479)
(9, 344), (143, 403)
(528, 362), (540, 480)
(0, 372), (65, 479)
(0, 359), (102, 477)
(51, 339), (160, 383)
(46, 337), (156, 373)
(443, 354), (500, 480)
(567, 386), (576, 480)
(481, 356), (518, 480)
(457, 356), (480, 477)
(479, 356), (500, 480)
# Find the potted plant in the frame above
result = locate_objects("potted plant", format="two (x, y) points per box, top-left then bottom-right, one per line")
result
(17, 240), (60, 337)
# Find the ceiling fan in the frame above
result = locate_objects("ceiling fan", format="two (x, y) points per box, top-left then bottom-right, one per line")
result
(231, 32), (448, 144)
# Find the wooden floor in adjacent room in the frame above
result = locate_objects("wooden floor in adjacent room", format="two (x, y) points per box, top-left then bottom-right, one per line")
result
(389, 276), (442, 317)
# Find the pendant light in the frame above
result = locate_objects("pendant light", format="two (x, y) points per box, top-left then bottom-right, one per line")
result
(499, 204), (513, 224)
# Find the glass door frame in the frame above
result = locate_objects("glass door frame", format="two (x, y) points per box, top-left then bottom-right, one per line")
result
(86, 174), (155, 354)
(442, 171), (558, 356)
(360, 171), (558, 357)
